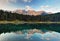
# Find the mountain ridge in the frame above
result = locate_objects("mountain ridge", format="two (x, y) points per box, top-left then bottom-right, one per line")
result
(14, 9), (53, 16)
(0, 10), (60, 22)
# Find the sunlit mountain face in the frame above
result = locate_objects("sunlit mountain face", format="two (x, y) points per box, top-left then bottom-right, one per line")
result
(14, 9), (52, 16)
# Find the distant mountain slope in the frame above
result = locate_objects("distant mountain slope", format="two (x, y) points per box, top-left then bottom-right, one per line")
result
(15, 9), (51, 16)
(0, 10), (60, 22)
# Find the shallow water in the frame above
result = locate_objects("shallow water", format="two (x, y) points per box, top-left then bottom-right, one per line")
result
(0, 29), (60, 41)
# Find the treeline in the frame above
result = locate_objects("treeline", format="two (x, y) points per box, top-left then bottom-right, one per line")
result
(0, 10), (60, 22)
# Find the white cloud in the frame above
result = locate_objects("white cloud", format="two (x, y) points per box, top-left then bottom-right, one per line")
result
(9, 0), (17, 3)
(40, 5), (49, 8)
(25, 6), (34, 10)
(23, 0), (32, 2)
(40, 5), (60, 13)
(0, 0), (17, 11)
(0, 0), (17, 5)
(40, 5), (50, 10)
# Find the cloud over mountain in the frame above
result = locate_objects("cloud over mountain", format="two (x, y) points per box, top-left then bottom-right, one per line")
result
(23, 0), (32, 2)
(40, 5), (60, 13)
(25, 6), (34, 10)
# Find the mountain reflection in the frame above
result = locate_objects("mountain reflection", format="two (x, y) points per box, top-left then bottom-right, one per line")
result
(0, 29), (60, 41)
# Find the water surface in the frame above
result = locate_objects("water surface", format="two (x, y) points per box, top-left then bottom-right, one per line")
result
(0, 24), (60, 41)
(0, 29), (60, 41)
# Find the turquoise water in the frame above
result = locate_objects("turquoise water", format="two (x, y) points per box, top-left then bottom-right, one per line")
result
(0, 24), (60, 41)
(0, 23), (60, 33)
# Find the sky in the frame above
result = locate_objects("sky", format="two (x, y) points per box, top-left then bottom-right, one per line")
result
(0, 0), (60, 13)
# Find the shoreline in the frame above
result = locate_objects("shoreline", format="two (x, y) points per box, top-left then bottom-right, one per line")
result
(0, 21), (60, 24)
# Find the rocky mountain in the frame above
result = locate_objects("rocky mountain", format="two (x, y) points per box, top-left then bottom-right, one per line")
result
(14, 9), (52, 16)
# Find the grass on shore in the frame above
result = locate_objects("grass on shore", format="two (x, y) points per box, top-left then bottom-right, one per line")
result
(0, 20), (60, 24)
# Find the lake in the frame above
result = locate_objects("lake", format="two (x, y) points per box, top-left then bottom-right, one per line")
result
(0, 23), (60, 41)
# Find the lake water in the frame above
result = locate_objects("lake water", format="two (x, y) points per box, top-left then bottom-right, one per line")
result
(0, 29), (60, 41)
(0, 24), (60, 41)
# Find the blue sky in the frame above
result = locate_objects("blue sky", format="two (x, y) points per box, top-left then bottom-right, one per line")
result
(0, 0), (60, 13)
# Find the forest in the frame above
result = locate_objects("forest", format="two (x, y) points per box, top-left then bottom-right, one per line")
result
(0, 10), (60, 22)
